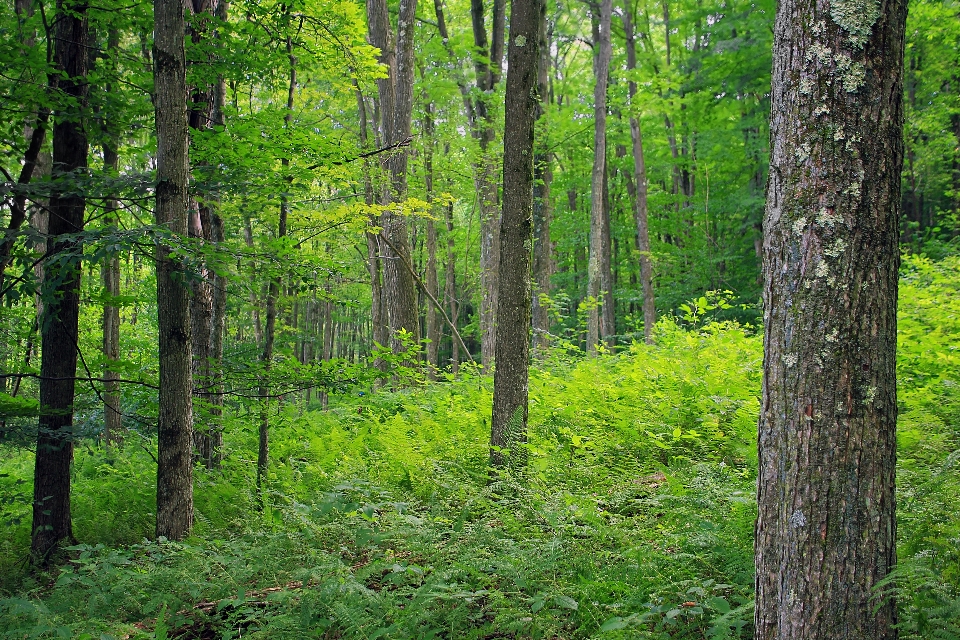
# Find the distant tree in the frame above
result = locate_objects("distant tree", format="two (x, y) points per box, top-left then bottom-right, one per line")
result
(490, 0), (541, 468)
(154, 0), (194, 541)
(756, 0), (907, 635)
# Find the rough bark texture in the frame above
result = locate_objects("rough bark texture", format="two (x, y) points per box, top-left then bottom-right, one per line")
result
(444, 199), (459, 376)
(31, 0), (89, 562)
(490, 0), (541, 469)
(424, 104), (440, 376)
(531, 12), (553, 357)
(586, 0), (612, 356)
(154, 0), (194, 541)
(621, 2), (655, 343)
(755, 0), (906, 634)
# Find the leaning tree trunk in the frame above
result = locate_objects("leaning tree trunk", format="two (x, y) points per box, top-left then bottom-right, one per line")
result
(755, 0), (907, 635)
(621, 1), (655, 343)
(31, 0), (89, 563)
(490, 0), (541, 470)
(154, 0), (194, 542)
(586, 0), (612, 356)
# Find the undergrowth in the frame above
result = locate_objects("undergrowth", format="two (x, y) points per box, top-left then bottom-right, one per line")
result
(1, 254), (958, 638)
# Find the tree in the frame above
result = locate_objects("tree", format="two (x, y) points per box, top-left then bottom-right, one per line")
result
(31, 0), (89, 562)
(755, 0), (907, 635)
(154, 0), (194, 541)
(490, 0), (541, 468)
(586, 0), (613, 355)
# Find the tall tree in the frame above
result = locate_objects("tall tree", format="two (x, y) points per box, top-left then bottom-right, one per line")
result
(154, 0), (194, 541)
(31, 0), (89, 562)
(756, 0), (907, 635)
(531, 14), (553, 356)
(586, 0), (613, 355)
(621, 0), (655, 343)
(490, 0), (541, 468)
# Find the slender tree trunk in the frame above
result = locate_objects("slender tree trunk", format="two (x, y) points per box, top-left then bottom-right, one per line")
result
(31, 0), (89, 562)
(154, 0), (194, 541)
(621, 2), (655, 343)
(444, 198), (459, 376)
(472, 0), (505, 370)
(600, 164), (615, 348)
(532, 16), (553, 357)
(101, 28), (123, 444)
(586, 0), (612, 356)
(756, 0), (906, 634)
(424, 104), (440, 377)
(491, 0), (541, 469)
(258, 35), (295, 495)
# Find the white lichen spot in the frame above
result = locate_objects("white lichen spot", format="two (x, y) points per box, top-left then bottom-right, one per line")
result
(842, 61), (866, 92)
(826, 328), (839, 343)
(816, 261), (830, 279)
(834, 125), (845, 141)
(825, 237), (847, 258)
(793, 216), (808, 236)
(816, 207), (840, 228)
(814, 103), (830, 117)
(795, 142), (811, 164)
(812, 19), (827, 36)
(799, 76), (814, 95)
(807, 42), (833, 65)
(790, 510), (807, 528)
(804, 278), (814, 289)
(785, 353), (798, 368)
(863, 385), (878, 404)
(514, 35), (527, 47)
(830, 0), (881, 48)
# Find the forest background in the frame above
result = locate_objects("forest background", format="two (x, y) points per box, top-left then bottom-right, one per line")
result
(0, 0), (959, 636)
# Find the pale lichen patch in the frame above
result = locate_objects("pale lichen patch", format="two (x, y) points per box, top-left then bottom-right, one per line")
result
(793, 216), (808, 236)
(825, 237), (847, 258)
(785, 353), (798, 368)
(799, 76), (814, 95)
(807, 42), (833, 65)
(863, 385), (878, 404)
(816, 207), (841, 228)
(830, 0), (880, 48)
(815, 261), (830, 279)
(795, 142), (811, 164)
(514, 35), (527, 47)
(790, 510), (807, 528)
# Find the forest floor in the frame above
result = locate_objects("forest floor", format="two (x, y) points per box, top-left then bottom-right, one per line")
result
(1, 254), (959, 639)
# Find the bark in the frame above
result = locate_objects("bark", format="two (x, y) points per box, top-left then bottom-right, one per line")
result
(601, 164), (615, 348)
(490, 0), (541, 469)
(531, 15), (553, 357)
(586, 0), (612, 356)
(367, 0), (420, 356)
(756, 0), (907, 635)
(621, 1), (655, 343)
(154, 0), (194, 541)
(31, 0), (89, 562)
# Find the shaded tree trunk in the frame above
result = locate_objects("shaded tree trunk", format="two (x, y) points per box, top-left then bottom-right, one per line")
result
(491, 0), (541, 469)
(444, 197), (459, 376)
(31, 0), (89, 562)
(154, 0), (194, 541)
(531, 16), (553, 357)
(756, 0), (907, 634)
(424, 104), (440, 377)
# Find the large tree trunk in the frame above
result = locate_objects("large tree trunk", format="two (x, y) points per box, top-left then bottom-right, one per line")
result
(154, 0), (194, 541)
(31, 0), (89, 562)
(586, 0), (612, 356)
(490, 0), (541, 469)
(621, 2), (655, 343)
(755, 0), (907, 634)
(367, 0), (420, 356)
(531, 16), (553, 357)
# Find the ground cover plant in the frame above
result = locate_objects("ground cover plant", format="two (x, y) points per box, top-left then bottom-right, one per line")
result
(0, 255), (957, 639)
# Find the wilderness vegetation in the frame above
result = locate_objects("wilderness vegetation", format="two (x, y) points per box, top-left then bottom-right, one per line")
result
(0, 0), (958, 636)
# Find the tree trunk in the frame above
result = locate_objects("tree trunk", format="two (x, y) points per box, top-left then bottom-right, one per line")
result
(31, 0), (89, 562)
(621, 2), (655, 343)
(154, 0), (194, 541)
(531, 16), (553, 357)
(445, 198), (459, 376)
(424, 104), (440, 377)
(586, 0), (612, 356)
(491, 0), (541, 469)
(258, 35), (295, 495)
(756, 0), (907, 634)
